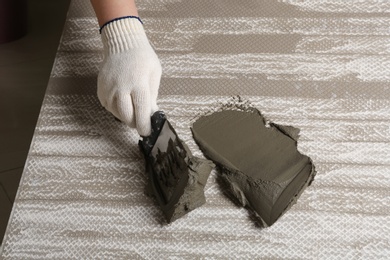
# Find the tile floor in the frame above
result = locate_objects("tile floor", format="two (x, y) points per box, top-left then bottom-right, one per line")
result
(0, 0), (70, 245)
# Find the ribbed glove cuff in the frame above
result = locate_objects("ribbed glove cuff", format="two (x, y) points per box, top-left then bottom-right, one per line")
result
(100, 17), (148, 54)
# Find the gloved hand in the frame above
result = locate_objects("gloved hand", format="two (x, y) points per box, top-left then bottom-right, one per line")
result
(98, 17), (162, 136)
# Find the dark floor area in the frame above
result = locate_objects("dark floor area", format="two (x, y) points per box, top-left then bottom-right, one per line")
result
(0, 0), (70, 245)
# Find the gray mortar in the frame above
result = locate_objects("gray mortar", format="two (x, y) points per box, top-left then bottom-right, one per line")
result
(161, 140), (214, 223)
(191, 108), (316, 227)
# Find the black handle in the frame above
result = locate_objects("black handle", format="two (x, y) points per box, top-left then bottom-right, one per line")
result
(139, 111), (167, 156)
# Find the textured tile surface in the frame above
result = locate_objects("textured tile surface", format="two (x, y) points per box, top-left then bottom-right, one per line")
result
(1, 0), (390, 258)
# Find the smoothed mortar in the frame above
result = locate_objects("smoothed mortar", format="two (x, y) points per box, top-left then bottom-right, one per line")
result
(191, 108), (315, 226)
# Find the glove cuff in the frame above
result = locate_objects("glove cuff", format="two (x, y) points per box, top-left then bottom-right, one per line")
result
(100, 17), (149, 54)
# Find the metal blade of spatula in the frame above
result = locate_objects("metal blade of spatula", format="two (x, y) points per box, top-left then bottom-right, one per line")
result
(139, 111), (190, 222)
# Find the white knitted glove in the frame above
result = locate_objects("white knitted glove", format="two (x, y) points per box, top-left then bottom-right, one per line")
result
(98, 17), (162, 136)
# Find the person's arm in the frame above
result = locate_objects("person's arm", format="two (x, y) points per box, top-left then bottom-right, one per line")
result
(90, 0), (138, 27)
(90, 0), (162, 137)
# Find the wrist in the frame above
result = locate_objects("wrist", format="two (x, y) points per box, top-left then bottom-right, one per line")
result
(99, 16), (143, 34)
(90, 0), (139, 27)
